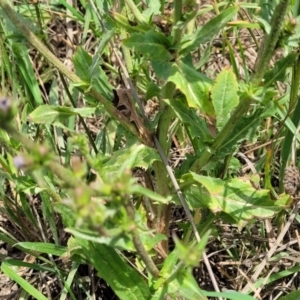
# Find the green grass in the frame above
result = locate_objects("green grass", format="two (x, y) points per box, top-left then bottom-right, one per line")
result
(0, 0), (300, 299)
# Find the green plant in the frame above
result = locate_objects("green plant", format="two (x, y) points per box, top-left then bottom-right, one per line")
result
(0, 0), (299, 299)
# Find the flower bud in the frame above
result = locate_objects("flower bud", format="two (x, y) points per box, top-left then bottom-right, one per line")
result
(13, 155), (33, 170)
(0, 95), (15, 125)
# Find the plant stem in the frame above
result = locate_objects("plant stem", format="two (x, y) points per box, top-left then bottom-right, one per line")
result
(124, 0), (145, 24)
(152, 160), (171, 250)
(173, 0), (183, 45)
(125, 201), (160, 278)
(280, 56), (300, 192)
(120, 29), (133, 74)
(152, 84), (175, 252)
(252, 0), (290, 85)
(120, 6), (133, 73)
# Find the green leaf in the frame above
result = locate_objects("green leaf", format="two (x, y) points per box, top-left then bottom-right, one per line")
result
(100, 144), (161, 177)
(28, 105), (96, 127)
(154, 244), (207, 299)
(143, 0), (161, 21)
(175, 230), (210, 267)
(211, 67), (239, 130)
(165, 99), (212, 142)
(151, 60), (173, 80)
(19, 193), (38, 228)
(111, 11), (150, 33)
(1, 259), (54, 273)
(216, 107), (274, 157)
(146, 82), (160, 100)
(65, 236), (82, 257)
(40, 192), (59, 245)
(73, 47), (92, 82)
(130, 184), (170, 204)
(253, 265), (300, 295)
(73, 47), (113, 101)
(54, 203), (76, 228)
(264, 52), (298, 87)
(14, 175), (39, 193)
(185, 173), (291, 228)
(78, 241), (151, 300)
(180, 6), (239, 55)
(91, 29), (115, 70)
(16, 242), (67, 256)
(57, 0), (85, 23)
(203, 291), (255, 300)
(155, 231), (209, 298)
(157, 248), (179, 282)
(155, 271), (207, 300)
(67, 227), (166, 253)
(60, 262), (79, 300)
(177, 271), (207, 299)
(123, 30), (172, 61)
(168, 62), (214, 115)
(1, 260), (48, 300)
(278, 291), (300, 300)
(12, 44), (43, 106)
(66, 228), (133, 250)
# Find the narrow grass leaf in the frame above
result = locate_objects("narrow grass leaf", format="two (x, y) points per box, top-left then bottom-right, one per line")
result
(40, 192), (59, 244)
(227, 20), (261, 29)
(252, 265), (300, 292)
(264, 52), (298, 86)
(280, 95), (300, 191)
(12, 44), (43, 106)
(59, 262), (79, 300)
(216, 107), (274, 157)
(58, 0), (85, 22)
(16, 242), (67, 256)
(1, 260), (48, 300)
(0, 231), (19, 247)
(111, 11), (150, 33)
(2, 259), (55, 273)
(180, 6), (238, 55)
(276, 105), (300, 143)
(19, 192), (38, 228)
(278, 291), (300, 300)
(165, 99), (212, 142)
(227, 40), (240, 79)
(203, 291), (255, 300)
